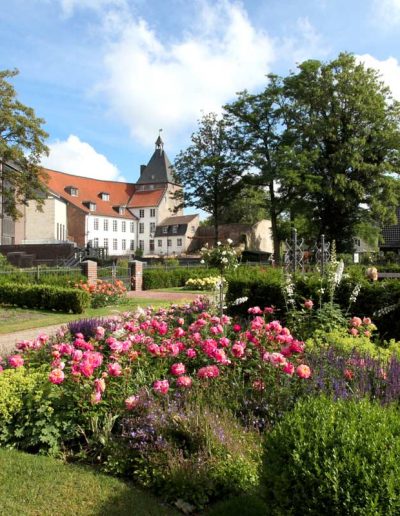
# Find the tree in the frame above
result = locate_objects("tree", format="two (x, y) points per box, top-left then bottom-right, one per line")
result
(201, 184), (268, 226)
(282, 53), (400, 252)
(173, 112), (245, 243)
(224, 78), (308, 263)
(0, 69), (49, 219)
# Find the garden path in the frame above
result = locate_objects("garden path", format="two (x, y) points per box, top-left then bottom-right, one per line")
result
(0, 290), (199, 358)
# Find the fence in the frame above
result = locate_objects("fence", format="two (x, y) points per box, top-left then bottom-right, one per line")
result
(0, 266), (84, 284)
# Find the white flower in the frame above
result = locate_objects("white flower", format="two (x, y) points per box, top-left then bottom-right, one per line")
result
(227, 238), (233, 244)
(200, 259), (205, 264)
(217, 241), (221, 246)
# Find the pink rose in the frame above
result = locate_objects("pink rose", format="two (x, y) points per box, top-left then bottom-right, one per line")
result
(176, 376), (193, 388)
(94, 378), (106, 393)
(153, 379), (169, 395)
(49, 368), (65, 384)
(283, 362), (295, 376)
(351, 317), (362, 327)
(170, 362), (186, 376)
(349, 328), (359, 336)
(296, 364), (311, 379)
(197, 365), (220, 379)
(304, 299), (313, 310)
(108, 362), (122, 377)
(8, 355), (24, 368)
(232, 343), (245, 358)
(252, 379), (265, 391)
(125, 395), (140, 410)
(186, 348), (197, 359)
(233, 324), (242, 332)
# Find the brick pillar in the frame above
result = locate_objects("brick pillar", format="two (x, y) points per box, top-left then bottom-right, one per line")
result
(81, 260), (97, 285)
(129, 260), (143, 291)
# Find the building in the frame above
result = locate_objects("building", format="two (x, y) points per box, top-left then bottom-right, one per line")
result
(381, 208), (400, 254)
(9, 136), (198, 257)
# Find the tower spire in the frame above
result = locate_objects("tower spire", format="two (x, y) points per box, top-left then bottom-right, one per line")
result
(155, 129), (164, 151)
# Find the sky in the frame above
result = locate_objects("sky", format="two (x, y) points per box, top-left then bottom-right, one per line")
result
(1, 0), (400, 186)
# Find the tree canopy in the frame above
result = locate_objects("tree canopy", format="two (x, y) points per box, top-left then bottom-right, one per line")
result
(172, 112), (245, 242)
(0, 69), (49, 219)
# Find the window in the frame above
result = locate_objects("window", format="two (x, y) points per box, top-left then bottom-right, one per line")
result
(150, 222), (156, 234)
(150, 209), (156, 217)
(122, 239), (126, 251)
(103, 219), (109, 231)
(172, 225), (178, 234)
(167, 239), (172, 247)
(139, 240), (144, 250)
(100, 192), (110, 201)
(177, 238), (182, 247)
(94, 218), (99, 230)
(113, 220), (118, 232)
(89, 202), (96, 212)
(103, 238), (109, 249)
(93, 238), (99, 248)
(130, 240), (135, 251)
(121, 221), (126, 232)
(69, 187), (78, 196)
(139, 209), (145, 218)
(113, 239), (118, 251)
(139, 223), (144, 234)
(191, 226), (195, 233)
(158, 240), (162, 247)
(119, 206), (125, 215)
(150, 240), (155, 252)
(130, 221), (134, 233)
(162, 226), (168, 235)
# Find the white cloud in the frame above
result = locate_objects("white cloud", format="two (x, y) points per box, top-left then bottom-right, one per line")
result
(356, 54), (400, 100)
(41, 134), (125, 181)
(279, 17), (330, 66)
(97, 1), (275, 145)
(372, 0), (400, 26)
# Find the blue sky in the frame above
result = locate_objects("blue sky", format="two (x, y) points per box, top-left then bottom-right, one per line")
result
(1, 0), (400, 185)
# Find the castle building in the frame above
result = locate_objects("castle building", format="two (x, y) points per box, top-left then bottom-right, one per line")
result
(12, 136), (199, 257)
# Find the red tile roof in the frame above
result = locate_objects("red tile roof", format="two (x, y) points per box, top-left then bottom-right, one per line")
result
(128, 188), (165, 208)
(42, 168), (165, 218)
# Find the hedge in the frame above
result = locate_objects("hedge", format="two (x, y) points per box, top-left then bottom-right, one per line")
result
(226, 269), (400, 340)
(0, 283), (90, 313)
(143, 267), (220, 289)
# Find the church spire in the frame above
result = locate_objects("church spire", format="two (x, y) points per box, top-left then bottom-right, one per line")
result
(155, 129), (164, 151)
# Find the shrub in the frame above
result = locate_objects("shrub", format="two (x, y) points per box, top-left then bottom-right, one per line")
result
(143, 266), (219, 289)
(261, 396), (400, 515)
(122, 397), (261, 509)
(0, 283), (90, 313)
(73, 279), (126, 308)
(184, 276), (220, 290)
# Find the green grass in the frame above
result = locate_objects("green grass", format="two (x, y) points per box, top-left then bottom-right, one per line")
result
(0, 298), (168, 334)
(0, 448), (177, 516)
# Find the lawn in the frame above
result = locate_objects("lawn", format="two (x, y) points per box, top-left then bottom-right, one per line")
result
(0, 448), (177, 516)
(0, 297), (171, 334)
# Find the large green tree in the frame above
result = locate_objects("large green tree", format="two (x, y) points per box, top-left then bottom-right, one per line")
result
(282, 53), (400, 252)
(0, 69), (49, 219)
(173, 112), (245, 243)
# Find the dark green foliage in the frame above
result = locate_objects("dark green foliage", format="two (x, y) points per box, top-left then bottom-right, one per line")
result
(0, 69), (49, 219)
(0, 282), (90, 313)
(143, 267), (219, 289)
(261, 396), (400, 515)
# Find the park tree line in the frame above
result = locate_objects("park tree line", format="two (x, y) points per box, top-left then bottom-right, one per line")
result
(173, 53), (400, 262)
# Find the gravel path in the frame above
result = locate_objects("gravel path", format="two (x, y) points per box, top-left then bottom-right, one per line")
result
(0, 290), (199, 358)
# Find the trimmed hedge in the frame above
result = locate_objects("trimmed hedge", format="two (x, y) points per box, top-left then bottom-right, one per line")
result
(262, 396), (400, 515)
(143, 267), (219, 289)
(0, 283), (90, 313)
(226, 268), (400, 340)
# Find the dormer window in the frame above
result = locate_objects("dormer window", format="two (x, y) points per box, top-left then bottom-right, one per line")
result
(172, 225), (178, 234)
(118, 206), (125, 215)
(67, 186), (79, 196)
(84, 201), (96, 211)
(100, 192), (110, 201)
(162, 226), (168, 235)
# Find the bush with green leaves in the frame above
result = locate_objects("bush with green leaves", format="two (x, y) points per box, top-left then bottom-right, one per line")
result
(143, 266), (219, 289)
(261, 396), (400, 515)
(0, 282), (90, 313)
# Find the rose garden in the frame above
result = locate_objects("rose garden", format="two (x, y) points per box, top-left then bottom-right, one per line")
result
(1, 242), (400, 515)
